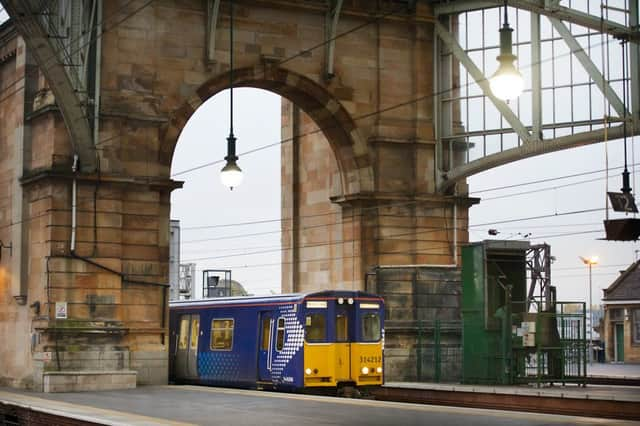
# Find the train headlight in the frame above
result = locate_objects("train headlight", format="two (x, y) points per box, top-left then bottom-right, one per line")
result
(376, 367), (383, 374)
(361, 367), (369, 375)
(347, 298), (354, 305)
(305, 368), (312, 375)
(338, 297), (344, 304)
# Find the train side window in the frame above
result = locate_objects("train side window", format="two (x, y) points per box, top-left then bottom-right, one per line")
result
(305, 313), (326, 342)
(361, 313), (381, 342)
(178, 317), (190, 350)
(261, 318), (270, 350)
(276, 318), (286, 351)
(190, 317), (200, 350)
(336, 314), (348, 342)
(210, 319), (234, 350)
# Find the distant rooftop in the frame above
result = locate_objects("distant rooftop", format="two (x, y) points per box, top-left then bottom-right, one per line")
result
(603, 260), (640, 302)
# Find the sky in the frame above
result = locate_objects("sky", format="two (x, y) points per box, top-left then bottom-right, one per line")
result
(171, 89), (283, 298)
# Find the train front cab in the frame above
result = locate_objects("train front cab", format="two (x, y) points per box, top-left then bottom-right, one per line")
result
(302, 294), (384, 391)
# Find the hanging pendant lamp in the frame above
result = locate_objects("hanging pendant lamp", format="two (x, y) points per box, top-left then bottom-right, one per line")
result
(489, 0), (524, 101)
(220, 0), (243, 190)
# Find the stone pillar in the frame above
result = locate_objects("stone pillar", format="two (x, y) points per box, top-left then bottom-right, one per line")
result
(281, 100), (475, 291)
(25, 173), (174, 390)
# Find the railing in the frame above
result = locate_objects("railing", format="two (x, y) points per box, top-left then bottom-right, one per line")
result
(385, 319), (463, 383)
(511, 300), (587, 386)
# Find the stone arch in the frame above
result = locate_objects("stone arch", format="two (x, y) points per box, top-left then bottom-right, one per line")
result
(160, 66), (373, 196)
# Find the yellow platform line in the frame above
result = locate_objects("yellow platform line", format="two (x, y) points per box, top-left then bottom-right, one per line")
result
(0, 390), (195, 426)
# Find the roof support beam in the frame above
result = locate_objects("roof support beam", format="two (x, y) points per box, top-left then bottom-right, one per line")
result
(550, 17), (627, 118)
(325, 0), (344, 80)
(205, 0), (221, 65)
(438, 124), (640, 192)
(2, 0), (96, 172)
(630, 0), (640, 129)
(434, 20), (533, 144)
(433, 0), (640, 42)
(531, 11), (542, 140)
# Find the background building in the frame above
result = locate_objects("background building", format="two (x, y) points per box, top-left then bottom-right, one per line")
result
(602, 262), (640, 363)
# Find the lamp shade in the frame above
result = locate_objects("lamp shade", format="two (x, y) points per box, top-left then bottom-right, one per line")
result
(220, 161), (243, 190)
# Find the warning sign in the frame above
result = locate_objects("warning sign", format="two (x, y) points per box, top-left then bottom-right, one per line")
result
(55, 301), (68, 319)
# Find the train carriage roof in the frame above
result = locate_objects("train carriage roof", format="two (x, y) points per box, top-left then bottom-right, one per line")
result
(169, 290), (382, 309)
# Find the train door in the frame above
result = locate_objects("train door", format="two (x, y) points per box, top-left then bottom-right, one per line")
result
(335, 307), (351, 381)
(175, 314), (200, 379)
(258, 312), (274, 382)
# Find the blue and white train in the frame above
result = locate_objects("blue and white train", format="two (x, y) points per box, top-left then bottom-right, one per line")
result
(169, 290), (385, 392)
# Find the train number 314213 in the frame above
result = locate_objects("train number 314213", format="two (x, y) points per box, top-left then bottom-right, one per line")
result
(360, 356), (381, 364)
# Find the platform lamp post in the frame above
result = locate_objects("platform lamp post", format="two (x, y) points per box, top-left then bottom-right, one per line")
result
(580, 255), (598, 365)
(489, 0), (524, 101)
(220, 0), (243, 190)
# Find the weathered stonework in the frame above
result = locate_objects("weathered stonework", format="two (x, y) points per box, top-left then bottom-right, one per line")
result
(0, 1), (474, 389)
(368, 266), (462, 382)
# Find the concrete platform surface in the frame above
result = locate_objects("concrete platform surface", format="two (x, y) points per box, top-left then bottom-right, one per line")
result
(0, 386), (638, 426)
(589, 363), (640, 379)
(384, 382), (640, 402)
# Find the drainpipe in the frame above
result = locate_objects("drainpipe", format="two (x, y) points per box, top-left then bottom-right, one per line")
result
(93, 0), (102, 147)
(453, 202), (458, 267)
(71, 154), (79, 253)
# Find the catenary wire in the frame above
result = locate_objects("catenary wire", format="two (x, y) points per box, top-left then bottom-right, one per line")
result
(0, 4), (632, 266)
(171, 25), (627, 177)
(180, 207), (607, 263)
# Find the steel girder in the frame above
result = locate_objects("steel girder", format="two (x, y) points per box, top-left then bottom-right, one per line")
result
(432, 0), (640, 42)
(325, 0), (344, 80)
(205, 0), (221, 65)
(1, 0), (97, 172)
(434, 1), (640, 192)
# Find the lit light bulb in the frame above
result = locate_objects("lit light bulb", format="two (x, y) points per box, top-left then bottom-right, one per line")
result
(490, 15), (524, 101)
(220, 161), (243, 190)
(490, 58), (524, 101)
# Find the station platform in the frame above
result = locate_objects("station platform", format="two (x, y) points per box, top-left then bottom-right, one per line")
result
(588, 362), (640, 379)
(383, 381), (640, 401)
(1, 383), (639, 425)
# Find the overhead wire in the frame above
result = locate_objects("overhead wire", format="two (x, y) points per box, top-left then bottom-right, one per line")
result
(0, 3), (633, 275)
(181, 207), (608, 263)
(470, 161), (637, 194)
(171, 21), (627, 178)
(172, 154), (637, 233)
(177, 5), (637, 280)
(181, 222), (605, 252)
(0, 1), (630, 189)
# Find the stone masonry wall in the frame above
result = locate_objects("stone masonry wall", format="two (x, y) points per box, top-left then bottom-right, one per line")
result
(0, 27), (31, 388)
(369, 266), (462, 382)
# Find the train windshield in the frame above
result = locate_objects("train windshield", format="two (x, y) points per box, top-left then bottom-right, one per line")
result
(305, 313), (326, 342)
(361, 312), (381, 342)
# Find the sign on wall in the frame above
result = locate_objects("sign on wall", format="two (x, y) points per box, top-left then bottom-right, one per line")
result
(55, 301), (68, 319)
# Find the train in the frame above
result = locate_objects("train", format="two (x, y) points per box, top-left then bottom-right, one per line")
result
(169, 290), (385, 393)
